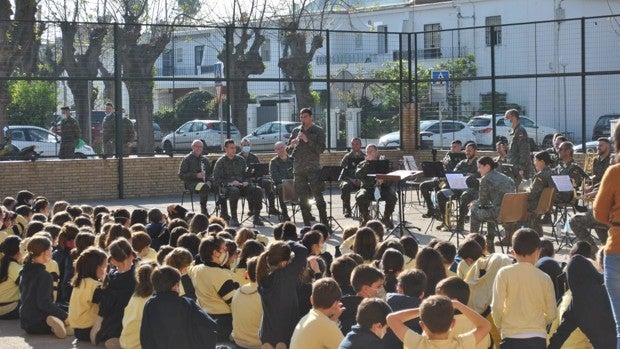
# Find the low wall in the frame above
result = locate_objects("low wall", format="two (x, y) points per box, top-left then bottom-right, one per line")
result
(0, 150), (585, 202)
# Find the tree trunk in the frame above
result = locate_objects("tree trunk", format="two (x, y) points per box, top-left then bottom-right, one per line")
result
(67, 80), (93, 141)
(125, 80), (155, 154)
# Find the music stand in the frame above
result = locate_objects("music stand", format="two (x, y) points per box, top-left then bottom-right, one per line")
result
(321, 165), (344, 234)
(421, 161), (445, 178)
(242, 163), (273, 226)
(381, 170), (422, 241)
(443, 173), (469, 246)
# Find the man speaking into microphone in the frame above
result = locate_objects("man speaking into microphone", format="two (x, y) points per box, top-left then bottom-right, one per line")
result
(287, 107), (328, 226)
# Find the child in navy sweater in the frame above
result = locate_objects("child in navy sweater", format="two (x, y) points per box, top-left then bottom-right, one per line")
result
(19, 236), (70, 338)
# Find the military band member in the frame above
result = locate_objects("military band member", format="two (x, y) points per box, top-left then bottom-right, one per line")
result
(239, 138), (279, 216)
(554, 141), (588, 204)
(102, 102), (135, 156)
(436, 142), (480, 231)
(505, 109), (533, 186)
(355, 144), (396, 228)
(269, 141), (294, 222)
(545, 134), (567, 168)
(213, 139), (264, 227)
(339, 137), (365, 218)
(420, 140), (466, 218)
(287, 108), (328, 226)
(178, 140), (213, 215)
(527, 151), (555, 236)
(469, 156), (516, 250)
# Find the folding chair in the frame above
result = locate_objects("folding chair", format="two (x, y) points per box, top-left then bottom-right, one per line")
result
(528, 187), (556, 237)
(180, 184), (195, 212)
(494, 192), (529, 253)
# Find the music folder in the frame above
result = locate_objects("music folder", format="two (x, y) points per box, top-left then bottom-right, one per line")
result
(552, 175), (574, 192)
(445, 173), (469, 190)
(367, 159), (390, 175)
(246, 163), (269, 178)
(421, 161), (445, 178)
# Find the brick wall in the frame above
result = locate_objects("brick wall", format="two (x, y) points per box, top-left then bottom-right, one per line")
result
(0, 150), (586, 202)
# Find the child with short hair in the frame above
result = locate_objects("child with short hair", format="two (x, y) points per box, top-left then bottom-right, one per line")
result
(456, 239), (483, 279)
(339, 264), (385, 335)
(19, 236), (70, 338)
(131, 231), (157, 263)
(140, 265), (218, 349)
(290, 278), (345, 349)
(68, 247), (107, 342)
(339, 297), (392, 349)
(231, 257), (262, 349)
(400, 236), (418, 270)
(119, 261), (157, 349)
(434, 241), (458, 277)
(387, 295), (491, 348)
(436, 276), (491, 349)
(330, 255), (359, 296)
(383, 268), (426, 349)
(491, 228), (557, 348)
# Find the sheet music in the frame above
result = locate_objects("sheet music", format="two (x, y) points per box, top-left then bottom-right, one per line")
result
(552, 175), (574, 192)
(403, 155), (418, 171)
(445, 173), (469, 190)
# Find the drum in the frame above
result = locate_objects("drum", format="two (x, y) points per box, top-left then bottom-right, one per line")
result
(282, 179), (297, 202)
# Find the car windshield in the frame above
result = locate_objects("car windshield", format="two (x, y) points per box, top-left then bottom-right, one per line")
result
(420, 120), (435, 130)
(467, 117), (490, 127)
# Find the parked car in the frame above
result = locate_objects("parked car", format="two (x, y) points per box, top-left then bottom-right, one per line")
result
(467, 114), (557, 148)
(130, 120), (163, 152)
(242, 121), (301, 151)
(377, 120), (476, 148)
(161, 119), (241, 153)
(592, 114), (620, 140)
(6, 125), (96, 158)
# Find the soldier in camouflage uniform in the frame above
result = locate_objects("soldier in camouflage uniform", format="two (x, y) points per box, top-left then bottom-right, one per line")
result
(58, 106), (81, 159)
(420, 140), (466, 218)
(213, 139), (264, 227)
(554, 141), (588, 204)
(505, 109), (533, 187)
(102, 102), (135, 156)
(178, 139), (213, 215)
(286, 108), (328, 226)
(238, 138), (279, 216)
(355, 144), (397, 227)
(569, 137), (612, 257)
(436, 142), (480, 231)
(269, 141), (294, 221)
(545, 135), (567, 168)
(469, 156), (516, 250)
(527, 151), (555, 236)
(339, 137), (365, 218)
(494, 138), (515, 182)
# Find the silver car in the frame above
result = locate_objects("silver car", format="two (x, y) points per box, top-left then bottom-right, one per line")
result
(161, 119), (241, 153)
(6, 125), (96, 158)
(242, 121), (301, 151)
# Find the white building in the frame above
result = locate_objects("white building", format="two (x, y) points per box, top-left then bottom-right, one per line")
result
(153, 0), (620, 141)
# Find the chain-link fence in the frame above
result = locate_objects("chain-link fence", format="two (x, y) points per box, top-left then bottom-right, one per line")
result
(1, 15), (619, 158)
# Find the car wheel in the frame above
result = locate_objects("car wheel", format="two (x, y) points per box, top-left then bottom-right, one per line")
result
(542, 135), (553, 149)
(163, 141), (173, 154)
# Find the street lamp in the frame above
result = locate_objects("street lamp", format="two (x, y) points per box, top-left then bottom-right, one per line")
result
(559, 59), (568, 135)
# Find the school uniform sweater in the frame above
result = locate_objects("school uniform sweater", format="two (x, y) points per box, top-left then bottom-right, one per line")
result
(19, 262), (68, 331)
(68, 277), (102, 329)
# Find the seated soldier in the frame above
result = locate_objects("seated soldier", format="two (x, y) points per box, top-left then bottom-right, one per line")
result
(239, 138), (280, 216)
(355, 144), (397, 228)
(213, 139), (264, 227)
(339, 137), (365, 218)
(269, 141), (294, 222)
(178, 139), (213, 214)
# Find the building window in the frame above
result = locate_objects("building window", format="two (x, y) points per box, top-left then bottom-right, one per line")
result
(423, 23), (441, 58)
(162, 49), (173, 76)
(176, 47), (183, 63)
(485, 16), (502, 46)
(377, 25), (388, 54)
(261, 39), (271, 61)
(195, 45), (204, 74)
(355, 33), (363, 49)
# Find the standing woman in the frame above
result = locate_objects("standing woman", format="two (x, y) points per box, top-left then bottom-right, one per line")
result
(593, 125), (620, 349)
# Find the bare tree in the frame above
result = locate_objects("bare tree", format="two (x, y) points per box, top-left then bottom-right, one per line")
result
(215, 0), (268, 134)
(0, 0), (40, 133)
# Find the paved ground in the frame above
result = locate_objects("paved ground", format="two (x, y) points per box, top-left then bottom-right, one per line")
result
(1, 187), (580, 348)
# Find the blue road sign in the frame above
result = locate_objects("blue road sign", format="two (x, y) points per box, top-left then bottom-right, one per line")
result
(431, 70), (450, 92)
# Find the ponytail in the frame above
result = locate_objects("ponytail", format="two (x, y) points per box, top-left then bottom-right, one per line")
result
(0, 235), (21, 282)
(24, 236), (51, 264)
(255, 250), (270, 286)
(255, 241), (292, 286)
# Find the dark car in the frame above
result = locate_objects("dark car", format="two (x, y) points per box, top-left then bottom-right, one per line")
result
(592, 114), (620, 140)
